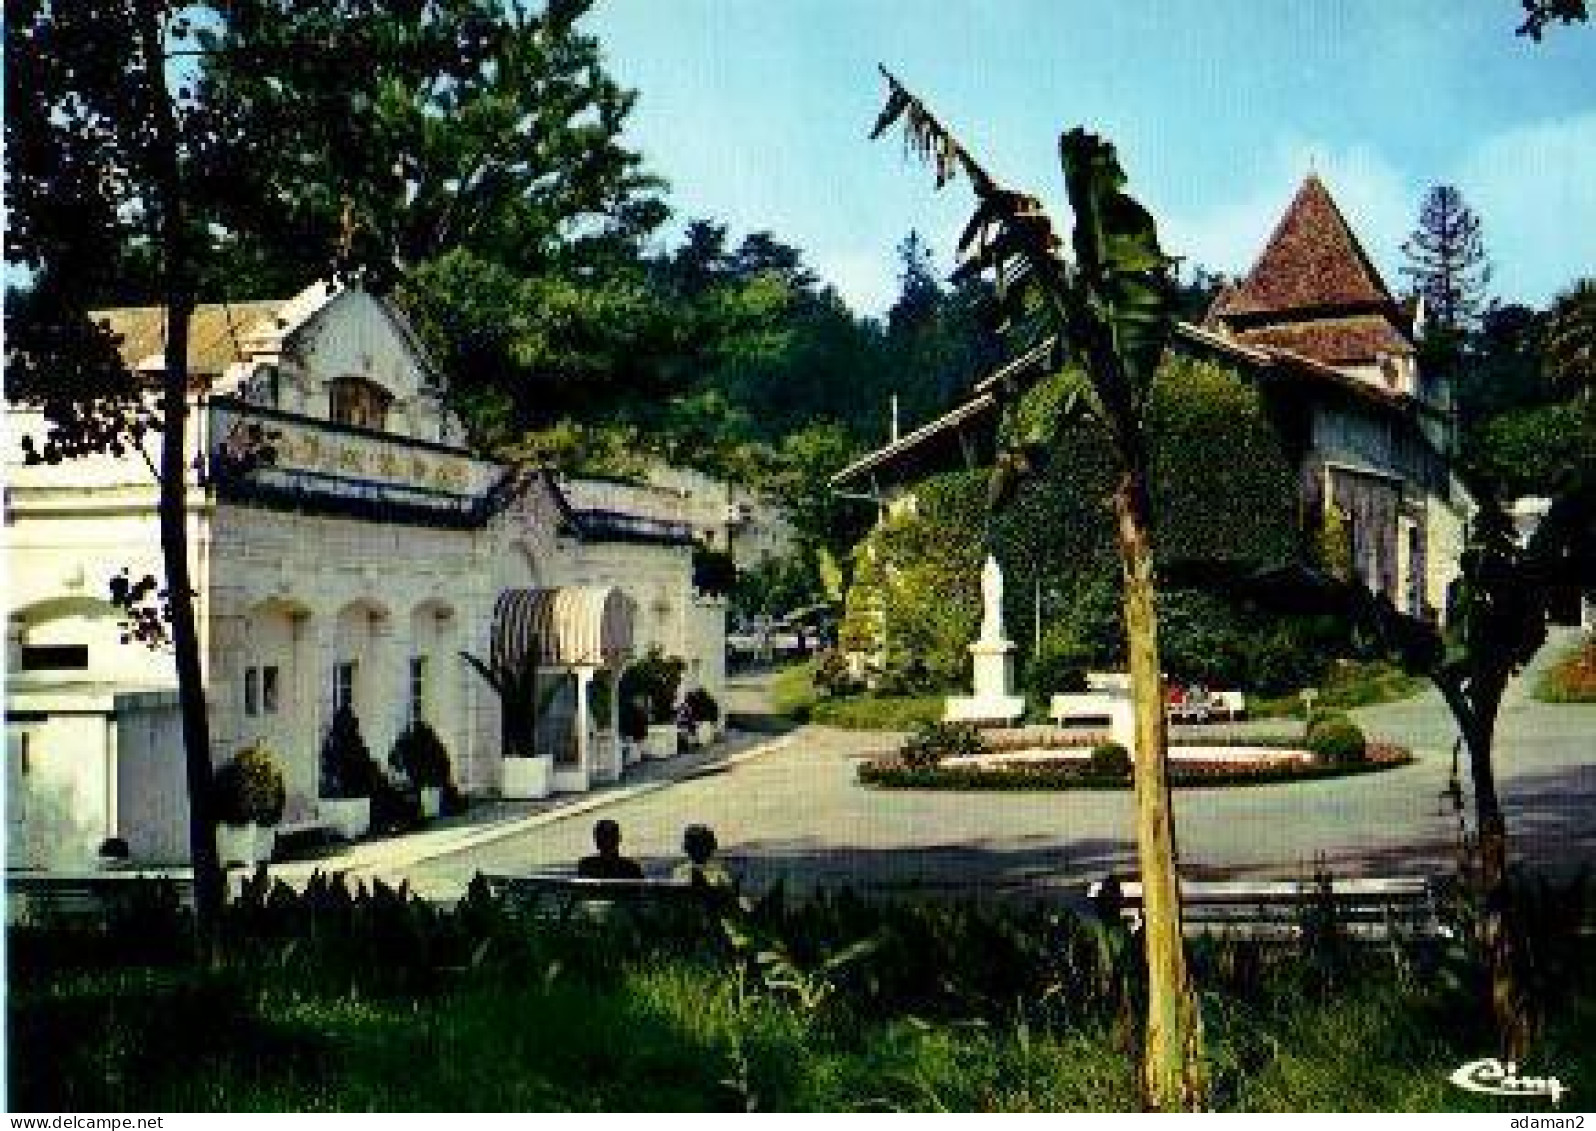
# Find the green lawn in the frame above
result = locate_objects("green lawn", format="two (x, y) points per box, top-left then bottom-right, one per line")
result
(769, 660), (944, 731)
(10, 880), (1594, 1112)
(1247, 660), (1429, 719)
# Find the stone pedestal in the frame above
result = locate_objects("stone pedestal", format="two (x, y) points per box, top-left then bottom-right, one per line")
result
(944, 639), (1026, 725)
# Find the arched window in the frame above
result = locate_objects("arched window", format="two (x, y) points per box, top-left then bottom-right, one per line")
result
(328, 376), (393, 431)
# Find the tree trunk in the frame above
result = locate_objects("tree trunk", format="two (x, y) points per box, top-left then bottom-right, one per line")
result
(142, 6), (224, 963)
(1113, 464), (1205, 1111)
(1460, 676), (1530, 1060)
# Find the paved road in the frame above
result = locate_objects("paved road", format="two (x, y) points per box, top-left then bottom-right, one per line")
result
(393, 635), (1595, 902)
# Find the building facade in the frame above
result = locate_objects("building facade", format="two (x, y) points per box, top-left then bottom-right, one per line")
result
(833, 175), (1470, 625)
(5, 284), (726, 869)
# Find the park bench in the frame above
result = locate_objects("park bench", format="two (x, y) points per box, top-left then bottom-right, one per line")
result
(1087, 875), (1451, 943)
(6, 871), (194, 927)
(478, 872), (723, 921)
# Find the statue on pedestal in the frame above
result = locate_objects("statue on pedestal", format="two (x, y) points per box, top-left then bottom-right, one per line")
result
(980, 554), (1005, 643)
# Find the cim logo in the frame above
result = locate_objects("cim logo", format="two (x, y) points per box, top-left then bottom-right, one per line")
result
(1451, 1058), (1570, 1107)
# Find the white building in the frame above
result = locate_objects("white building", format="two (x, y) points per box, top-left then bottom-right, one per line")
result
(5, 283), (726, 869)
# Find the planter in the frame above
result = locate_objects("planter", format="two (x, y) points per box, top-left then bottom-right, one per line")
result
(320, 796), (372, 841)
(419, 786), (443, 819)
(216, 822), (274, 868)
(551, 763), (590, 794)
(592, 731), (622, 784)
(622, 737), (644, 766)
(645, 724), (677, 760)
(501, 755), (552, 800)
(695, 720), (717, 748)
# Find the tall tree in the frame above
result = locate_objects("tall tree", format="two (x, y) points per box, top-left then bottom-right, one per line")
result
(1543, 278), (1596, 405)
(1401, 184), (1493, 338)
(870, 70), (1205, 1110)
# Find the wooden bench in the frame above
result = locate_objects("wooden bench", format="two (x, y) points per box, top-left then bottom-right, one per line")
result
(478, 872), (722, 920)
(6, 871), (194, 926)
(1087, 875), (1451, 943)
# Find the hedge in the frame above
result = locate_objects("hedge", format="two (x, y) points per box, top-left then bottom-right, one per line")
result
(841, 355), (1310, 691)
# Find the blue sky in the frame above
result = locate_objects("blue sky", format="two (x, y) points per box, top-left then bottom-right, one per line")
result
(589, 1), (1594, 317)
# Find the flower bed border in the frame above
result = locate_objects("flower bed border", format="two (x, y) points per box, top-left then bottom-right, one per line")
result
(858, 743), (1413, 791)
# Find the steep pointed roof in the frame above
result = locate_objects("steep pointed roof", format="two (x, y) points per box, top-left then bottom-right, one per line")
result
(1209, 174), (1396, 319)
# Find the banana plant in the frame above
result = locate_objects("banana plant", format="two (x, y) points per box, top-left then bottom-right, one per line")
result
(460, 638), (563, 759)
(870, 68), (1203, 1109)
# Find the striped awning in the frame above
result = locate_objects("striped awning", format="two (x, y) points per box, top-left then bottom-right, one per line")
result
(491, 587), (636, 670)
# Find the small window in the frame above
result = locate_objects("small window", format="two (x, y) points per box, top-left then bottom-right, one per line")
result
(245, 667), (259, 717)
(19, 644), (89, 671)
(408, 656), (427, 725)
(262, 665), (280, 714)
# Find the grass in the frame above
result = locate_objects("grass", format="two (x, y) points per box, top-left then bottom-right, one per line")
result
(10, 878), (1596, 1112)
(770, 660), (944, 731)
(1534, 637), (1596, 703)
(1248, 659), (1429, 720)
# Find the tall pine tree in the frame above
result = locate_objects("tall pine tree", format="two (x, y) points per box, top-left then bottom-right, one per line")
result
(1401, 184), (1493, 336)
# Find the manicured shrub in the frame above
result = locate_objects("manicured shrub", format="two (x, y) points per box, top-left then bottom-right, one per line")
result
(683, 687), (720, 724)
(900, 721), (988, 769)
(320, 706), (383, 799)
(622, 649), (687, 724)
(812, 648), (860, 697)
(213, 745), (287, 827)
(1308, 717), (1367, 766)
(389, 721), (452, 790)
(1089, 741), (1132, 779)
(619, 696), (650, 742)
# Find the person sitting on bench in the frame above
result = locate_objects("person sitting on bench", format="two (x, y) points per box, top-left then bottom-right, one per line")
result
(577, 818), (644, 880)
(673, 823), (733, 891)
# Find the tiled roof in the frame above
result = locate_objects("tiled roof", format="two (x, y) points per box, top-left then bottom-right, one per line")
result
(89, 300), (289, 376)
(1229, 313), (1414, 365)
(1208, 174), (1396, 318)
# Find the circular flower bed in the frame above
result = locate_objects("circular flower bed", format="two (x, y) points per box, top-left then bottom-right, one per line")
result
(857, 741), (1413, 791)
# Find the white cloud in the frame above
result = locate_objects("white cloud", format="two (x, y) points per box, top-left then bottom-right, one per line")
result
(1456, 110), (1596, 304)
(813, 247), (900, 320)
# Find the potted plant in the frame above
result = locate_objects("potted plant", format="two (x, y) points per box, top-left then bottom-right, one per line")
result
(389, 720), (452, 818)
(622, 649), (686, 760)
(214, 744), (286, 867)
(620, 695), (649, 766)
(319, 706), (380, 839)
(462, 647), (557, 799)
(683, 687), (721, 748)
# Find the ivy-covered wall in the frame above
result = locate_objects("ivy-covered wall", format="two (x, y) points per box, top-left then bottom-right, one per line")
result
(842, 356), (1307, 691)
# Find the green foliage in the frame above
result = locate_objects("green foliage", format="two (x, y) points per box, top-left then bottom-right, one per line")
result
(619, 695), (650, 741)
(1089, 742), (1132, 779)
(389, 721), (452, 790)
(1466, 401), (1593, 497)
(692, 546), (737, 599)
(683, 687), (720, 725)
(17, 870), (1594, 1112)
(899, 721), (988, 769)
(1307, 718), (1368, 767)
(844, 357), (1301, 689)
(461, 648), (558, 759)
(622, 648), (686, 725)
(810, 649), (859, 699)
(211, 745), (286, 827)
(319, 707), (383, 800)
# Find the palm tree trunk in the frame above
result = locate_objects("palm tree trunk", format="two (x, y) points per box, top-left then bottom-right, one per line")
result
(142, 5), (224, 963)
(1113, 463), (1205, 1111)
